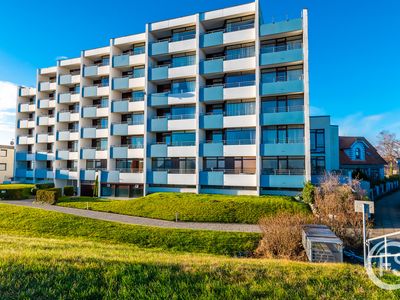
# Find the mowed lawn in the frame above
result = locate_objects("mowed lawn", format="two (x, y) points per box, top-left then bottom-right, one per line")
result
(57, 192), (310, 224)
(0, 204), (400, 299)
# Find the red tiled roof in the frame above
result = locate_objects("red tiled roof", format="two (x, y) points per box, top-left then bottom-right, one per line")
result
(339, 136), (387, 166)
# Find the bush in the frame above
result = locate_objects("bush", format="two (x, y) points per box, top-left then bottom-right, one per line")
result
(302, 181), (315, 204)
(0, 184), (34, 200)
(35, 190), (58, 205)
(47, 188), (62, 198)
(35, 183), (55, 190)
(256, 212), (315, 260)
(63, 186), (75, 196)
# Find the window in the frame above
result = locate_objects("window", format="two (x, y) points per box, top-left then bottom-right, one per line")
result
(116, 159), (143, 172)
(262, 125), (304, 144)
(261, 35), (303, 53)
(171, 26), (196, 42)
(86, 160), (107, 170)
(261, 96), (304, 113)
(132, 43), (145, 55)
(225, 72), (255, 88)
(0, 163), (6, 171)
(121, 135), (144, 148)
(225, 15), (254, 32)
(225, 157), (256, 174)
(225, 43), (255, 60)
(152, 158), (195, 173)
(0, 149), (6, 157)
(225, 100), (255, 116)
(355, 147), (361, 160)
(225, 128), (256, 145)
(261, 66), (303, 83)
(262, 156), (305, 175)
(311, 156), (326, 175)
(91, 138), (108, 151)
(203, 157), (225, 171)
(171, 79), (195, 93)
(310, 129), (325, 153)
(171, 53), (196, 67)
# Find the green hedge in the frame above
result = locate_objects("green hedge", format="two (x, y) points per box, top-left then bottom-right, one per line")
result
(63, 186), (74, 197)
(0, 184), (34, 200)
(35, 190), (58, 205)
(47, 188), (62, 198)
(36, 183), (55, 190)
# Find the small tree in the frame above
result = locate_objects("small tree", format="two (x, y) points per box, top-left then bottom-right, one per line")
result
(313, 173), (367, 249)
(376, 130), (400, 176)
(302, 181), (315, 204)
(93, 175), (99, 198)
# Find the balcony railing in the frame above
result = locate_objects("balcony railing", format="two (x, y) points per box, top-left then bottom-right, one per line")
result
(206, 81), (255, 89)
(260, 43), (302, 54)
(206, 139), (256, 145)
(262, 169), (305, 175)
(82, 125), (108, 130)
(204, 168), (256, 175)
(263, 138), (305, 144)
(114, 168), (143, 173)
(225, 22), (254, 33)
(82, 104), (108, 109)
(59, 109), (79, 113)
(153, 114), (195, 120)
(112, 96), (144, 103)
(262, 105), (304, 113)
(205, 52), (255, 62)
(153, 168), (196, 174)
(112, 144), (144, 149)
(81, 146), (107, 151)
(155, 141), (195, 146)
(113, 120), (144, 126)
(153, 33), (196, 44)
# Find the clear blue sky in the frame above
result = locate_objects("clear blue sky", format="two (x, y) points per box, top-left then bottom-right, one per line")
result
(0, 0), (399, 143)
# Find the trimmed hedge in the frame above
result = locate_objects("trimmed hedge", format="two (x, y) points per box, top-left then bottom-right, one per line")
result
(36, 183), (55, 190)
(47, 188), (62, 198)
(35, 190), (58, 205)
(0, 184), (34, 200)
(63, 186), (74, 197)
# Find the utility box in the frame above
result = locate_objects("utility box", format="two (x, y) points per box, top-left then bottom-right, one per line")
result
(302, 225), (343, 263)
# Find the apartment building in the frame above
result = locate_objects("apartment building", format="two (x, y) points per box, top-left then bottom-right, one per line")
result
(0, 145), (14, 183)
(15, 1), (315, 196)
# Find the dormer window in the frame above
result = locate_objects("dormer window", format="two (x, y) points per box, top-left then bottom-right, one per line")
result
(355, 148), (361, 160)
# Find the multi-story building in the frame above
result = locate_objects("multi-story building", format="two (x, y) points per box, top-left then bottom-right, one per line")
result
(0, 145), (15, 183)
(15, 1), (315, 196)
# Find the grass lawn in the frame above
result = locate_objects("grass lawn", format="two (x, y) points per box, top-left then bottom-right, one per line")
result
(58, 192), (310, 224)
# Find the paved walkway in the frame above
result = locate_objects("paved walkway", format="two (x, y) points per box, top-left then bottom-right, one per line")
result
(370, 190), (400, 238)
(2, 200), (261, 233)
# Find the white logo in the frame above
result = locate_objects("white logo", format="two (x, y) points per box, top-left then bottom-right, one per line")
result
(366, 240), (400, 290)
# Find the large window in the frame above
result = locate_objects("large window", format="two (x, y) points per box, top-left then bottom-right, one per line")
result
(122, 113), (144, 125)
(172, 53), (196, 68)
(225, 72), (255, 88)
(311, 156), (326, 175)
(171, 79), (195, 93)
(225, 43), (255, 60)
(261, 66), (303, 83)
(91, 138), (108, 151)
(262, 125), (304, 144)
(152, 157), (195, 173)
(261, 96), (304, 113)
(225, 15), (254, 32)
(203, 157), (256, 174)
(121, 135), (144, 148)
(225, 100), (255, 116)
(310, 129), (325, 153)
(261, 35), (303, 53)
(116, 159), (143, 173)
(156, 131), (196, 146)
(225, 128), (255, 145)
(262, 156), (305, 175)
(86, 159), (107, 170)
(171, 26), (196, 42)
(156, 106), (195, 119)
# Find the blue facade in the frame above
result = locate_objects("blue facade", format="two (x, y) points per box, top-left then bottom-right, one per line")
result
(261, 111), (304, 126)
(147, 171), (168, 184)
(150, 41), (169, 56)
(260, 49), (303, 66)
(260, 18), (303, 36)
(113, 54), (130, 67)
(200, 86), (224, 102)
(200, 114), (223, 129)
(261, 143), (305, 156)
(111, 123), (128, 136)
(111, 100), (129, 113)
(261, 80), (304, 96)
(200, 31), (223, 48)
(150, 66), (169, 80)
(150, 118), (168, 132)
(199, 171), (224, 186)
(260, 174), (305, 188)
(149, 93), (169, 106)
(200, 59), (223, 74)
(112, 77), (129, 90)
(82, 86), (97, 98)
(83, 65), (98, 77)
(201, 143), (224, 157)
(149, 144), (168, 157)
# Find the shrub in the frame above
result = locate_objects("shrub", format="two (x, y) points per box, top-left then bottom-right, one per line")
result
(302, 181), (315, 204)
(35, 183), (55, 190)
(63, 186), (75, 196)
(0, 184), (34, 200)
(35, 190), (58, 205)
(47, 188), (62, 198)
(256, 212), (315, 260)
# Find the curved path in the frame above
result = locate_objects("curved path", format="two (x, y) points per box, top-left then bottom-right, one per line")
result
(2, 200), (261, 233)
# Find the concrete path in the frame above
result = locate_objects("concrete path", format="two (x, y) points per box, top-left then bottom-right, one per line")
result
(2, 200), (261, 233)
(370, 190), (400, 238)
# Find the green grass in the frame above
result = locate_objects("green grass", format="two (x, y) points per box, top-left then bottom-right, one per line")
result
(0, 203), (399, 299)
(0, 235), (399, 299)
(58, 192), (311, 224)
(0, 184), (34, 190)
(0, 204), (259, 256)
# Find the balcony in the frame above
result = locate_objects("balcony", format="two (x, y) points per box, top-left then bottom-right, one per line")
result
(56, 149), (79, 160)
(113, 53), (146, 68)
(111, 122), (144, 136)
(37, 115), (55, 126)
(149, 91), (196, 106)
(15, 168), (34, 178)
(17, 119), (35, 129)
(110, 145), (144, 159)
(149, 142), (196, 158)
(261, 140), (305, 156)
(147, 170), (196, 185)
(36, 133), (55, 143)
(112, 75), (145, 90)
(150, 115), (196, 132)
(16, 151), (35, 161)
(260, 18), (303, 37)
(82, 86), (109, 98)
(200, 114), (223, 129)
(260, 80), (304, 96)
(150, 35), (196, 56)
(38, 99), (55, 108)
(58, 92), (80, 103)
(200, 82), (256, 102)
(18, 103), (35, 113)
(56, 130), (79, 141)
(17, 135), (35, 145)
(260, 48), (303, 67)
(55, 169), (79, 180)
(261, 107), (304, 126)
(200, 171), (257, 187)
(35, 151), (55, 161)
(200, 56), (255, 75)
(39, 81), (56, 92)
(59, 74), (80, 85)
(83, 65), (109, 77)
(260, 170), (305, 188)
(80, 148), (107, 159)
(19, 87), (35, 97)
(149, 64), (196, 81)
(111, 99), (144, 113)
(81, 105), (108, 118)
(200, 23), (255, 48)
(81, 127), (108, 139)
(35, 169), (54, 179)
(80, 170), (96, 181)
(201, 140), (256, 157)
(57, 110), (79, 122)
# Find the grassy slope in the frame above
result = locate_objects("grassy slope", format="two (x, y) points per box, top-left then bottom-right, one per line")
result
(58, 192), (310, 224)
(0, 204), (259, 256)
(0, 234), (398, 299)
